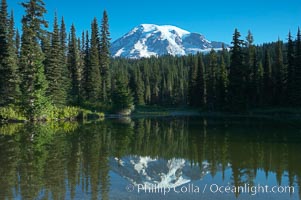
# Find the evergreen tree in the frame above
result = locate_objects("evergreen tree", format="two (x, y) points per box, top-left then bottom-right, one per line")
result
(207, 49), (218, 110)
(0, 0), (8, 105)
(228, 29), (246, 111)
(59, 16), (70, 105)
(251, 49), (260, 106)
(0, 9), (20, 105)
(218, 54), (229, 110)
(82, 30), (89, 99)
(100, 10), (111, 102)
(59, 17), (67, 63)
(286, 31), (295, 105)
(222, 43), (230, 69)
(45, 13), (67, 106)
(195, 54), (206, 107)
(263, 50), (273, 106)
(187, 55), (198, 106)
(132, 66), (145, 105)
(257, 61), (264, 106)
(77, 36), (85, 87)
(0, 0), (8, 63)
(112, 73), (133, 111)
(67, 24), (81, 105)
(245, 30), (256, 107)
(83, 18), (101, 102)
(273, 39), (286, 105)
(144, 77), (151, 105)
(295, 28), (301, 105)
(19, 0), (49, 120)
(15, 28), (20, 56)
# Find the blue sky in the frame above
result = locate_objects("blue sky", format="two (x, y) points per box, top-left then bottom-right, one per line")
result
(8, 0), (301, 44)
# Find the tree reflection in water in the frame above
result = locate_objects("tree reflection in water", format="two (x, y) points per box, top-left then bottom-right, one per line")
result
(0, 117), (300, 199)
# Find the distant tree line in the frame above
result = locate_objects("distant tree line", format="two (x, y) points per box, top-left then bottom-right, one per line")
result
(111, 28), (301, 112)
(0, 0), (301, 121)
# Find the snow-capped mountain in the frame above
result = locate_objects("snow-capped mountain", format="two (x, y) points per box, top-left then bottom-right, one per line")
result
(111, 24), (227, 59)
(110, 156), (228, 189)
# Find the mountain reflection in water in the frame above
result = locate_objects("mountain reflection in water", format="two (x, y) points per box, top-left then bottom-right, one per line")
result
(0, 117), (300, 200)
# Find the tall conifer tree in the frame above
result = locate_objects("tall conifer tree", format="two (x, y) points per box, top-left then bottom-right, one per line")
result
(245, 30), (257, 107)
(67, 24), (81, 105)
(83, 18), (101, 102)
(100, 10), (111, 102)
(15, 28), (20, 56)
(273, 39), (286, 105)
(60, 17), (67, 61)
(0, 0), (8, 105)
(207, 49), (218, 110)
(0, 0), (8, 62)
(287, 31), (295, 105)
(295, 28), (301, 105)
(19, 0), (49, 119)
(228, 29), (246, 111)
(59, 17), (70, 103)
(196, 54), (206, 107)
(187, 55), (198, 106)
(0, 7), (20, 106)
(132, 66), (145, 105)
(112, 73), (133, 111)
(263, 50), (273, 106)
(218, 54), (229, 109)
(45, 13), (67, 106)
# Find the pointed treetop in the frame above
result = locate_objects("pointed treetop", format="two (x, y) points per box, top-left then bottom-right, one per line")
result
(246, 30), (254, 47)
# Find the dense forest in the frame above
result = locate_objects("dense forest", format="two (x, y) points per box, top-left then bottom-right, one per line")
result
(0, 0), (301, 121)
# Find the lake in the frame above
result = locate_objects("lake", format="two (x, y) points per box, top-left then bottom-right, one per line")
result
(0, 116), (300, 200)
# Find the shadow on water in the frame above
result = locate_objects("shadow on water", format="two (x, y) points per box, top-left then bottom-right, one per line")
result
(0, 116), (300, 199)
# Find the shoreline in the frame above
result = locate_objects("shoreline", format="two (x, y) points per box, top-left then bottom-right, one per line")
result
(2, 107), (301, 124)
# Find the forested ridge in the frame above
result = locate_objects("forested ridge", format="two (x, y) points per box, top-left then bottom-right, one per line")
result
(0, 0), (301, 121)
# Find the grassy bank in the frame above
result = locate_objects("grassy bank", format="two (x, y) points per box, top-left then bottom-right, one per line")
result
(2, 104), (301, 123)
(0, 105), (105, 123)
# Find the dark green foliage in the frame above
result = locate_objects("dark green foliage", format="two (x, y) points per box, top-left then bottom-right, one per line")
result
(256, 62), (264, 106)
(273, 39), (286, 105)
(195, 54), (206, 107)
(130, 66), (145, 105)
(15, 28), (20, 55)
(82, 18), (102, 102)
(263, 50), (273, 106)
(295, 28), (301, 105)
(0, 0), (8, 63)
(109, 33), (301, 112)
(228, 29), (247, 111)
(111, 73), (133, 111)
(188, 55), (199, 106)
(0, 9), (20, 106)
(286, 31), (295, 105)
(59, 17), (71, 105)
(217, 54), (228, 109)
(245, 31), (257, 107)
(67, 24), (81, 105)
(45, 13), (67, 107)
(19, 0), (50, 120)
(206, 49), (218, 110)
(100, 10), (111, 102)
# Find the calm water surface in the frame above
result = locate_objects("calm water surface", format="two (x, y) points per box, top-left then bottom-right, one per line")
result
(0, 117), (300, 200)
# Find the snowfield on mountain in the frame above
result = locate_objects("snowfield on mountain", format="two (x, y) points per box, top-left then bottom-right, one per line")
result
(111, 24), (228, 59)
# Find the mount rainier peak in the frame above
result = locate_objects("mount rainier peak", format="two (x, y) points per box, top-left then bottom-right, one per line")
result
(110, 24), (227, 59)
